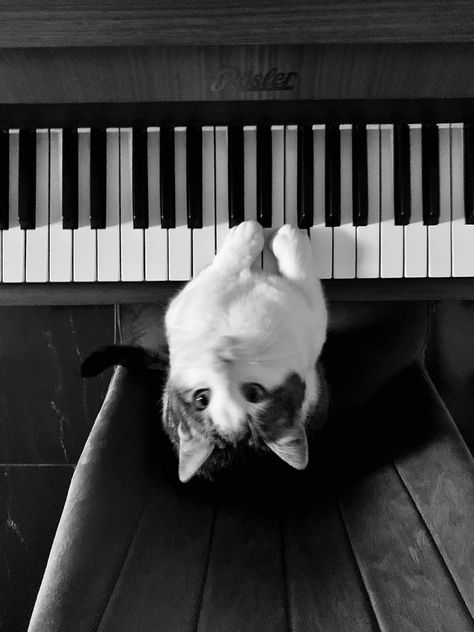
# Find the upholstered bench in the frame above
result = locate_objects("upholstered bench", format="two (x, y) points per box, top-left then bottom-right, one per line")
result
(28, 302), (474, 631)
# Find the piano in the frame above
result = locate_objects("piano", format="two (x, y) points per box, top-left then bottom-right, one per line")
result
(0, 1), (473, 303)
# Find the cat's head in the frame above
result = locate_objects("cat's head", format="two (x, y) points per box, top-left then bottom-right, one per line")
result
(82, 339), (313, 483)
(163, 339), (311, 481)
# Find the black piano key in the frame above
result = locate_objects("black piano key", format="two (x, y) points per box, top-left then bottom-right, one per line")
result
(464, 123), (474, 224)
(0, 130), (9, 230)
(393, 123), (411, 225)
(18, 128), (36, 230)
(257, 125), (272, 227)
(186, 126), (203, 229)
(62, 128), (79, 229)
(132, 127), (149, 229)
(90, 128), (107, 229)
(228, 125), (244, 227)
(160, 127), (176, 229)
(297, 125), (313, 228)
(325, 124), (341, 227)
(422, 123), (440, 225)
(352, 123), (369, 226)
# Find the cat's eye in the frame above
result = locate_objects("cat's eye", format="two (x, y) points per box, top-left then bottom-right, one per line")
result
(193, 388), (210, 410)
(242, 383), (266, 404)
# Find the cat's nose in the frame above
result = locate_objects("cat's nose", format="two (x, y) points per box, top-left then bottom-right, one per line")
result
(218, 415), (250, 444)
(211, 395), (249, 442)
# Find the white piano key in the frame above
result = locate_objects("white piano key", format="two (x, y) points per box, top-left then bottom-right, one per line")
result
(244, 125), (257, 221)
(26, 129), (49, 282)
(333, 124), (356, 279)
(192, 126), (216, 276)
(380, 124), (404, 278)
(49, 129), (73, 282)
(356, 124), (380, 279)
(97, 128), (121, 282)
(284, 125), (298, 226)
(310, 125), (332, 280)
(451, 123), (474, 277)
(74, 128), (97, 282)
(168, 127), (191, 280)
(263, 125), (284, 273)
(428, 124), (451, 277)
(145, 127), (168, 281)
(120, 128), (144, 281)
(215, 126), (230, 254)
(404, 124), (427, 278)
(3, 130), (25, 283)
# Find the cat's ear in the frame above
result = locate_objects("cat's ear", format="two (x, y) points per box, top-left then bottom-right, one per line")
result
(81, 344), (167, 377)
(256, 417), (309, 470)
(177, 424), (214, 482)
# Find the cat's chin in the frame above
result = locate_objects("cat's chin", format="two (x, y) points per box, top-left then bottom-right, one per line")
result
(191, 441), (285, 482)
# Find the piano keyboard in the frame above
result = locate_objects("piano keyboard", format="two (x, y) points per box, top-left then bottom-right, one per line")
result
(0, 123), (473, 283)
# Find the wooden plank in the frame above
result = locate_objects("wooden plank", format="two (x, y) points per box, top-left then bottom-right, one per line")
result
(97, 480), (216, 631)
(284, 498), (378, 631)
(0, 2), (472, 47)
(394, 365), (474, 619)
(339, 462), (474, 631)
(198, 499), (288, 632)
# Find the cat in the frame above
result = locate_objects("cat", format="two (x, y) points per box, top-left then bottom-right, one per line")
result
(82, 220), (328, 483)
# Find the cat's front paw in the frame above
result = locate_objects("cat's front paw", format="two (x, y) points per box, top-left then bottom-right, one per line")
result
(216, 220), (264, 270)
(271, 224), (309, 263)
(271, 224), (321, 305)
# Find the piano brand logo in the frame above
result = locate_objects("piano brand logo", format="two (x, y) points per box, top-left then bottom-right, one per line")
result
(211, 67), (298, 92)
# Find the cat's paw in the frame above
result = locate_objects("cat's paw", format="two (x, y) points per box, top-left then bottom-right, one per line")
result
(216, 220), (264, 270)
(271, 225), (321, 305)
(271, 224), (309, 264)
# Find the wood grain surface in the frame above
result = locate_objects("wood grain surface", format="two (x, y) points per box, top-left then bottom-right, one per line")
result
(284, 499), (378, 631)
(0, 43), (472, 104)
(340, 462), (474, 631)
(394, 368), (474, 619)
(0, 1), (472, 47)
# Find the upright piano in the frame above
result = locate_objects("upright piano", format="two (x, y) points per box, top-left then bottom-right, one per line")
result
(0, 1), (473, 303)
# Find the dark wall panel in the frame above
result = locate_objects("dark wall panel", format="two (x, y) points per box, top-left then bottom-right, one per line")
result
(0, 465), (75, 631)
(426, 301), (474, 455)
(0, 306), (114, 464)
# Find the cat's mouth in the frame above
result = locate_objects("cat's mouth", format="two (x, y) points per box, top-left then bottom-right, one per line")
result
(211, 415), (264, 450)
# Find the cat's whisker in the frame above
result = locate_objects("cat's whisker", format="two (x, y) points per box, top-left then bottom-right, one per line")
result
(248, 417), (267, 442)
(246, 352), (294, 364)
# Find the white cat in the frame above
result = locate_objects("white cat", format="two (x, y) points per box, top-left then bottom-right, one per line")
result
(82, 220), (327, 483)
(162, 220), (327, 481)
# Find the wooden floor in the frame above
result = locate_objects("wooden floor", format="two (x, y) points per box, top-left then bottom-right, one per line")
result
(2, 303), (474, 630)
(30, 362), (474, 631)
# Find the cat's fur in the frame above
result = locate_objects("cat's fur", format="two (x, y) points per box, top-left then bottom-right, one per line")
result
(82, 221), (328, 483)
